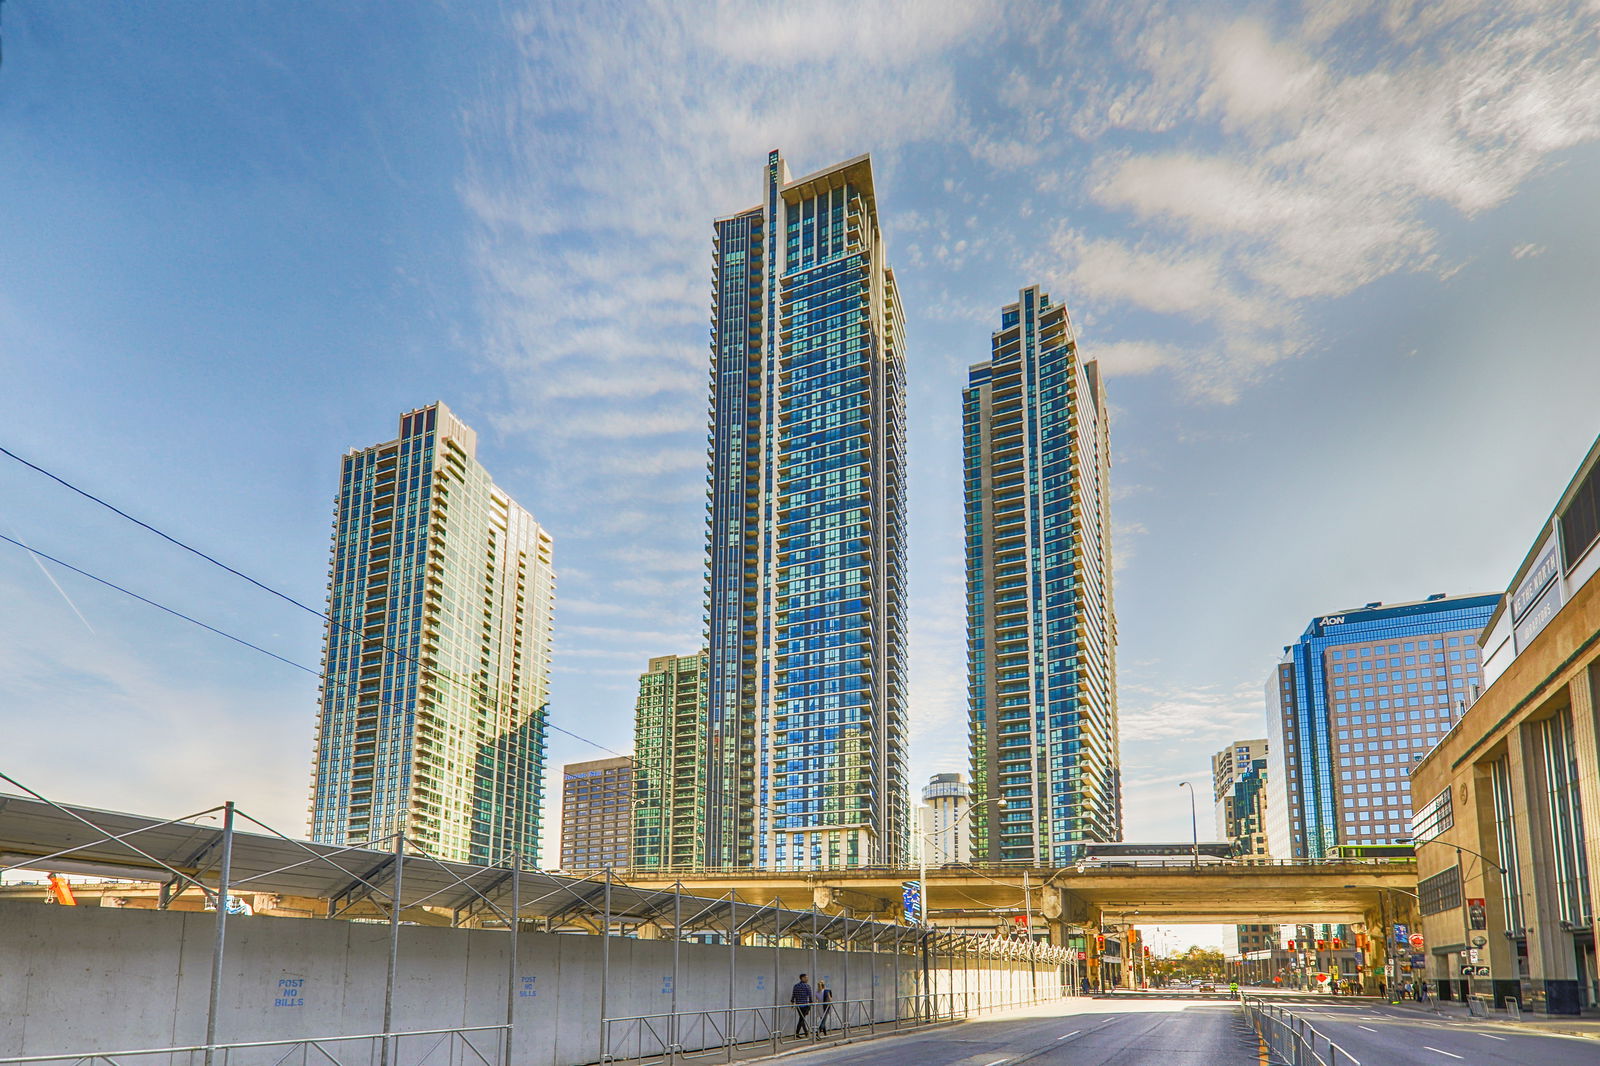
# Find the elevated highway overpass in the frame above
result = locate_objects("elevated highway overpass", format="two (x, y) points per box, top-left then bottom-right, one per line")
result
(624, 860), (1421, 930)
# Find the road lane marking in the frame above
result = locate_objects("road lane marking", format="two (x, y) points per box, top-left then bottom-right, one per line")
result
(1056, 1031), (1080, 1040)
(982, 1059), (1009, 1066)
(1423, 1048), (1463, 1059)
(1478, 1034), (1506, 1041)
(1357, 1025), (1377, 1032)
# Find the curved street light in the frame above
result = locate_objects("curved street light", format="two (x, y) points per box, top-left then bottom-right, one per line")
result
(1178, 782), (1199, 867)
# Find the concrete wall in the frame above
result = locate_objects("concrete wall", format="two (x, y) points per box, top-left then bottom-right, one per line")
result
(0, 902), (1063, 1065)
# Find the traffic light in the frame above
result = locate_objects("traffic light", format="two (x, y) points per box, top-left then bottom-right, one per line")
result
(1096, 934), (1106, 951)
(1315, 939), (1327, 951)
(1287, 939), (1296, 950)
(1331, 937), (1343, 950)
(1144, 945), (1152, 957)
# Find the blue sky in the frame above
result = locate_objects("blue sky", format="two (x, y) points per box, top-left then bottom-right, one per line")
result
(4, 0), (1600, 928)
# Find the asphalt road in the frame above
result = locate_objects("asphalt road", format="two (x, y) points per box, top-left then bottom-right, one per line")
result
(1278, 999), (1600, 1065)
(774, 998), (1257, 1065)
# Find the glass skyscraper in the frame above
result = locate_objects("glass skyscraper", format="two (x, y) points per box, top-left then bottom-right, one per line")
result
(1264, 593), (1498, 861)
(309, 403), (555, 865)
(631, 650), (711, 872)
(965, 286), (1120, 865)
(704, 150), (909, 870)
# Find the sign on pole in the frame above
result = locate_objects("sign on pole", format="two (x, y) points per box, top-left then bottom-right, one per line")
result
(1467, 898), (1487, 930)
(901, 881), (922, 923)
(1393, 923), (1409, 947)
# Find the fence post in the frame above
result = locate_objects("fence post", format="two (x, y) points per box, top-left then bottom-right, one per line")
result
(600, 870), (612, 1063)
(727, 891), (737, 1063)
(202, 801), (235, 1066)
(670, 883), (682, 1066)
(379, 830), (404, 1066)
(505, 852), (520, 1066)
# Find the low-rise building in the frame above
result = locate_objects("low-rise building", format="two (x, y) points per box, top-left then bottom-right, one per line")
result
(1409, 434), (1600, 1014)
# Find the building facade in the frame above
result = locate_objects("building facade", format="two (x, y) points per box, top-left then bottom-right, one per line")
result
(559, 756), (634, 874)
(1263, 594), (1498, 862)
(310, 403), (555, 865)
(919, 773), (973, 866)
(1411, 435), (1600, 1014)
(965, 285), (1119, 864)
(631, 651), (711, 872)
(1212, 738), (1269, 854)
(704, 150), (909, 870)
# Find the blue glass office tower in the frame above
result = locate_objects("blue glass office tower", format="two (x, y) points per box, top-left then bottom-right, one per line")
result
(705, 151), (908, 870)
(965, 287), (1120, 864)
(1264, 594), (1498, 861)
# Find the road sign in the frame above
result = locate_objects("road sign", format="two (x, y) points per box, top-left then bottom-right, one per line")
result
(1467, 898), (1487, 930)
(1474, 966), (1491, 976)
(1077, 950), (1086, 961)
(901, 881), (921, 923)
(1410, 954), (1426, 968)
(1408, 933), (1425, 950)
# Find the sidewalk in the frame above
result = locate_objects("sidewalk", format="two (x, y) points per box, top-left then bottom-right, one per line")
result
(1385, 994), (1600, 1040)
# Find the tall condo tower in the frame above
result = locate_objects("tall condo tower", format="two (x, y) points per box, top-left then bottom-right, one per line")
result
(310, 403), (555, 865)
(965, 286), (1119, 864)
(705, 150), (909, 870)
(632, 650), (711, 872)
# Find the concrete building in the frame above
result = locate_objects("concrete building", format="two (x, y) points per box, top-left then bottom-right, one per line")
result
(309, 403), (555, 865)
(1410, 434), (1600, 1014)
(1263, 594), (1498, 862)
(920, 773), (973, 866)
(1212, 738), (1269, 854)
(631, 651), (710, 872)
(704, 150), (909, 870)
(560, 756), (634, 874)
(965, 285), (1120, 865)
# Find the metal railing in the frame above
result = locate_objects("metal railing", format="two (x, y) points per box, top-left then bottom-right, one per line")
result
(602, 985), (1073, 1064)
(0, 1026), (510, 1066)
(1240, 995), (1358, 1066)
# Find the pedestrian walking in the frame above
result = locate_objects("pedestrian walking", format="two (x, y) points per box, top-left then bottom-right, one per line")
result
(816, 980), (834, 1034)
(790, 973), (813, 1036)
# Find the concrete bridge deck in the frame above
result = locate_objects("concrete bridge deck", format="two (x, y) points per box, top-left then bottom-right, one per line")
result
(624, 860), (1421, 927)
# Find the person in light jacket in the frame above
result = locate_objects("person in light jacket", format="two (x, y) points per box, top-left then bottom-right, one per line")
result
(815, 980), (834, 1034)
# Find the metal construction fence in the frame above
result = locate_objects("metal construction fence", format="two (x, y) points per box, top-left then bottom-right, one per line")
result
(1239, 996), (1358, 1066)
(601, 986), (1071, 1064)
(0, 772), (1073, 1066)
(0, 1027), (510, 1066)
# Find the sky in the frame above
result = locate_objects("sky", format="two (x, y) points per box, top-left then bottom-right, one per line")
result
(3, 1), (1600, 949)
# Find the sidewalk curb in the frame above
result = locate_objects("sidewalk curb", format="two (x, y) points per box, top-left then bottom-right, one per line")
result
(753, 1017), (967, 1061)
(1385, 998), (1600, 1040)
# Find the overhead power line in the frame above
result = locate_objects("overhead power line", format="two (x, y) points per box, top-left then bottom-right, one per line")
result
(0, 445), (806, 831)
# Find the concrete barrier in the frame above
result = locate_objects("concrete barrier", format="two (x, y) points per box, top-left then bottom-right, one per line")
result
(0, 901), (1063, 1064)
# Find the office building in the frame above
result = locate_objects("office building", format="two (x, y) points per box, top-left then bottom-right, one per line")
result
(631, 651), (711, 872)
(1411, 434), (1600, 1014)
(920, 773), (973, 866)
(559, 756), (634, 874)
(1263, 593), (1498, 862)
(1212, 738), (1269, 857)
(965, 285), (1120, 864)
(704, 150), (909, 869)
(310, 403), (555, 865)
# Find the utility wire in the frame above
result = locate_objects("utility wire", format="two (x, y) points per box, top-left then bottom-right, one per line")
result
(0, 532), (314, 676)
(0, 446), (801, 828)
(0, 445), (327, 620)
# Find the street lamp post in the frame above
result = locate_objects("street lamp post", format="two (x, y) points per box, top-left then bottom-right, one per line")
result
(1178, 782), (1199, 867)
(918, 796), (1002, 930)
